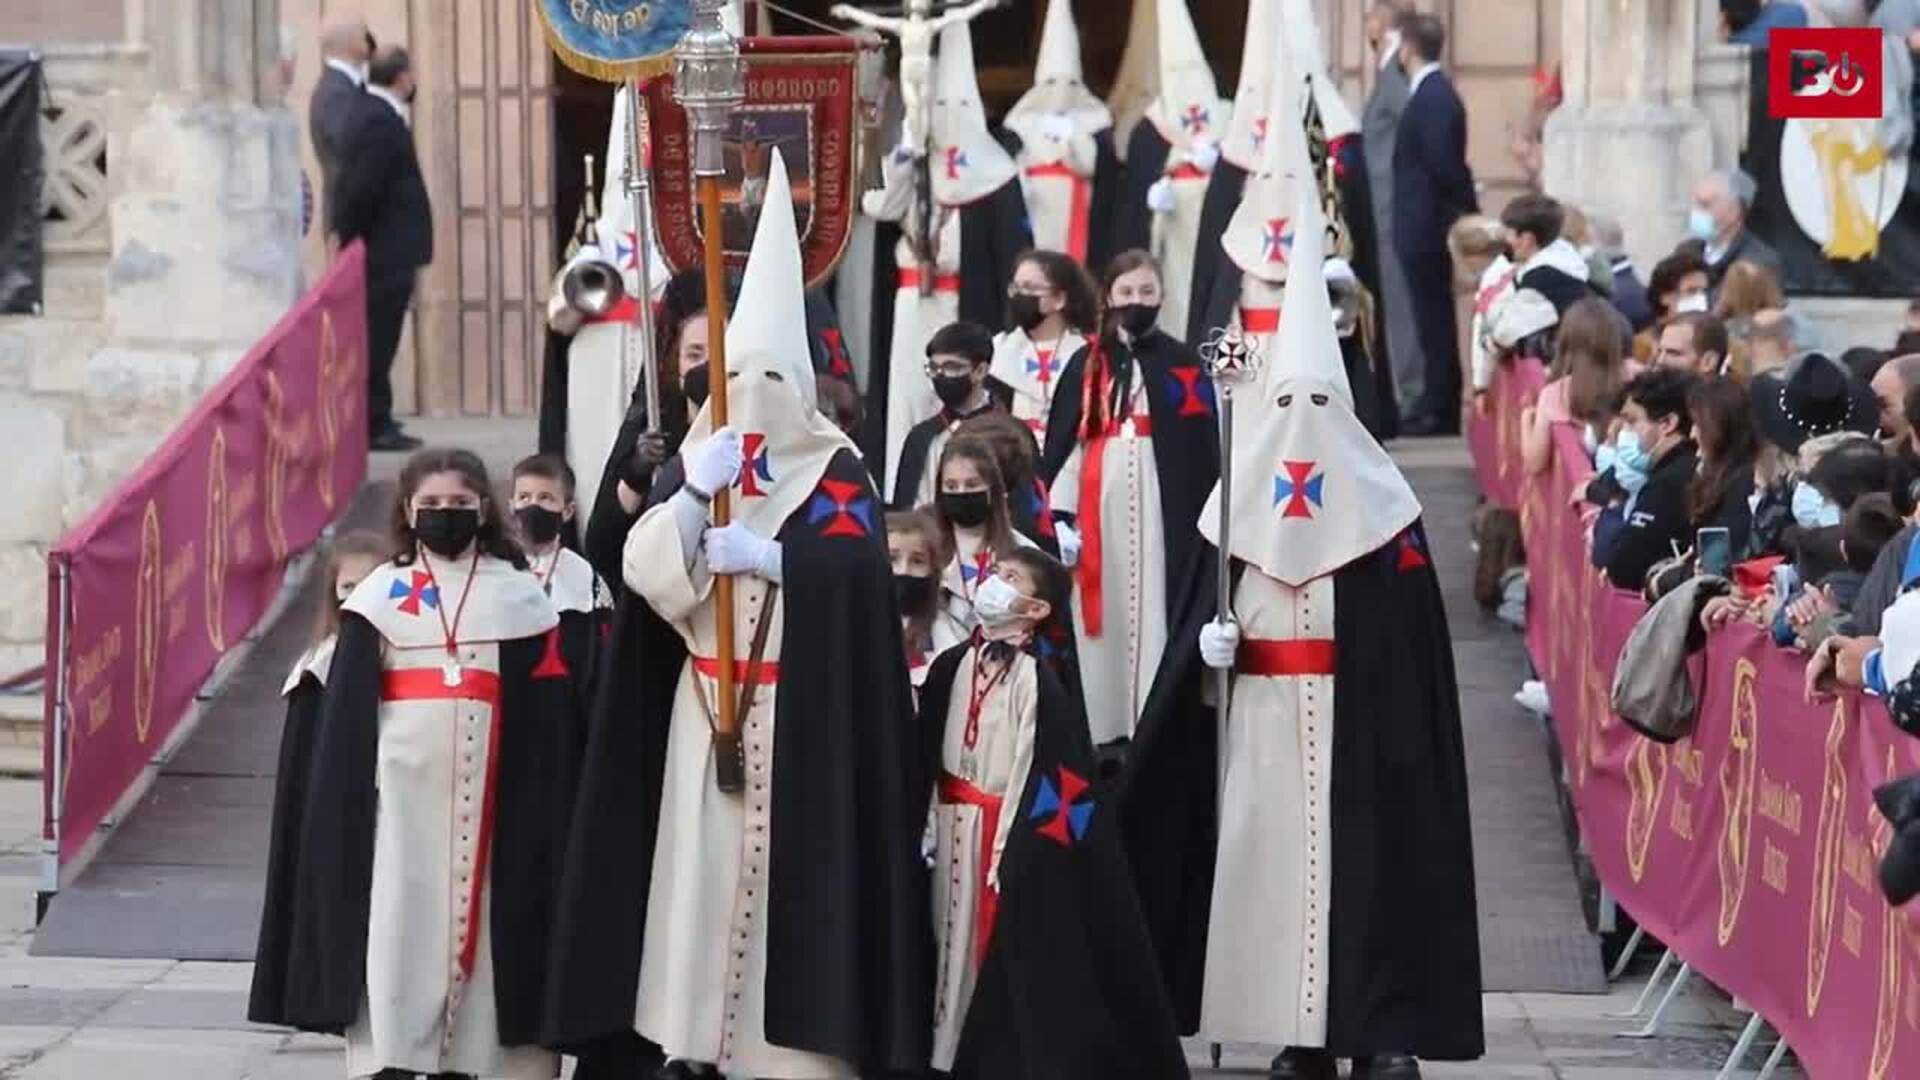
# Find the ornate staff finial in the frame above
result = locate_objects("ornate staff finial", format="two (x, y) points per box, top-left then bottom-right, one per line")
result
(1201, 324), (1262, 386)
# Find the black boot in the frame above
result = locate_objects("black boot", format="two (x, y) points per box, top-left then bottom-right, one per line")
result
(1353, 1053), (1423, 1079)
(1270, 1047), (1340, 1080)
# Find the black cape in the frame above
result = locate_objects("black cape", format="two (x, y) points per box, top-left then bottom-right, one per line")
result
(1039, 329), (1221, 627)
(246, 668), (326, 1026)
(544, 448), (934, 1073)
(1185, 160), (1249, 346)
(1121, 525), (1484, 1061)
(862, 176), (1033, 483)
(277, 618), (579, 1045)
(582, 389), (686, 589)
(1327, 132), (1401, 440)
(919, 643), (1189, 1080)
(887, 398), (1009, 511)
(1083, 129), (1128, 273)
(1108, 124), (1171, 267)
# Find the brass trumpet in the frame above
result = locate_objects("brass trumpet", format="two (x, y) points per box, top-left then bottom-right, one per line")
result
(548, 152), (628, 335)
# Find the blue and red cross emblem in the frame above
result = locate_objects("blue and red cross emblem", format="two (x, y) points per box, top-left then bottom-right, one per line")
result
(1396, 528), (1429, 573)
(614, 229), (641, 271)
(1030, 766), (1095, 847)
(1274, 460), (1326, 519)
(739, 433), (773, 498)
(806, 478), (876, 539)
(945, 145), (968, 180)
(389, 570), (439, 615)
(1261, 217), (1294, 264)
(1026, 349), (1056, 386)
(1180, 104), (1211, 135)
(1165, 367), (1215, 417)
(1250, 115), (1270, 152)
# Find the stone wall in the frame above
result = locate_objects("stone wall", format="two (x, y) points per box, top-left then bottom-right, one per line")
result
(0, 8), (304, 685)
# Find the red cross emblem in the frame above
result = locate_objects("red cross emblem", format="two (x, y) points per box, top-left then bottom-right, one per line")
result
(1250, 115), (1270, 152)
(532, 626), (572, 679)
(1025, 348), (1055, 387)
(388, 570), (439, 616)
(1180, 104), (1210, 134)
(1030, 766), (1094, 847)
(1274, 460), (1326, 519)
(806, 478), (875, 538)
(740, 433), (773, 498)
(614, 228), (641, 271)
(945, 145), (968, 179)
(1397, 529), (1429, 573)
(1166, 367), (1215, 417)
(1261, 218), (1294, 264)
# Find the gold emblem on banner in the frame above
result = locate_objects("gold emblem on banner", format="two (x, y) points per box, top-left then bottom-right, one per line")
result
(1871, 744), (1902, 1077)
(1717, 659), (1761, 943)
(204, 427), (229, 653)
(263, 370), (290, 562)
(1807, 698), (1850, 1013)
(133, 500), (162, 745)
(1626, 736), (1669, 884)
(317, 311), (340, 511)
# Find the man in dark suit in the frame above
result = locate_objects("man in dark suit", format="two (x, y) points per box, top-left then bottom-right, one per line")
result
(1391, 13), (1478, 437)
(334, 46), (430, 452)
(309, 19), (370, 242)
(1362, 1), (1427, 422)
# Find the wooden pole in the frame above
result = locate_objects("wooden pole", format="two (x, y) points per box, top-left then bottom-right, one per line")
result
(700, 177), (743, 793)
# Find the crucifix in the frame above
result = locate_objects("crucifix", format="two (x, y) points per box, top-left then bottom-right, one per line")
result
(827, 0), (1006, 160)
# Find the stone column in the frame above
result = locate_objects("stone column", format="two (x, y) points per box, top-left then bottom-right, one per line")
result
(1542, 0), (1715, 273)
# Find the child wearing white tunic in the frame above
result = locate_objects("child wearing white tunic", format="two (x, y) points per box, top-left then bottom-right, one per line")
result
(930, 436), (1040, 651)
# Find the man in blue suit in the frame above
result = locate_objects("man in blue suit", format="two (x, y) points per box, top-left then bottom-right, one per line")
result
(1390, 13), (1477, 437)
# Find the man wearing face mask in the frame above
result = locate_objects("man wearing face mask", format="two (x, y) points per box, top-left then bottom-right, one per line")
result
(1588, 368), (1702, 590)
(1688, 168), (1783, 294)
(892, 321), (1009, 511)
(333, 45), (432, 453)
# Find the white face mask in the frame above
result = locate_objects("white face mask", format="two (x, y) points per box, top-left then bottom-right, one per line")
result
(973, 574), (1025, 627)
(1674, 292), (1710, 314)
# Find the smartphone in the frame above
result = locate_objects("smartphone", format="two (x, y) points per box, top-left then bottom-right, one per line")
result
(1697, 526), (1733, 578)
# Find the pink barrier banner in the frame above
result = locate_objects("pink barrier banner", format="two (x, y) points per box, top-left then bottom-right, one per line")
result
(1475, 358), (1920, 1078)
(43, 246), (369, 871)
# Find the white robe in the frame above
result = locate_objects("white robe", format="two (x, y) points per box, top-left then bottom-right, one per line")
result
(929, 646), (1038, 1071)
(1199, 568), (1335, 1047)
(990, 329), (1086, 447)
(624, 502), (852, 1079)
(883, 211), (964, 498)
(564, 317), (637, 528)
(1152, 164), (1212, 339)
(932, 528), (1041, 653)
(1049, 369), (1167, 745)
(341, 562), (558, 1080)
(1020, 157), (1094, 264)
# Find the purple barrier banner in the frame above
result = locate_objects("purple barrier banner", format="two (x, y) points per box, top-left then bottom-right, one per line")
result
(43, 246), (369, 870)
(1476, 358), (1920, 1079)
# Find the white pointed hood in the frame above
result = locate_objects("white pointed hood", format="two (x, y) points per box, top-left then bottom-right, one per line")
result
(1200, 170), (1419, 587)
(1284, 0), (1359, 140)
(931, 21), (1019, 207)
(685, 150), (853, 535)
(1142, 0), (1225, 160)
(1004, 0), (1112, 171)
(1221, 21), (1308, 284)
(1219, 0), (1283, 170)
(1105, 0), (1161, 155)
(575, 84), (671, 299)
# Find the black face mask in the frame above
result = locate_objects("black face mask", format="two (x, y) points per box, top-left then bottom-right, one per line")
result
(939, 489), (993, 529)
(683, 363), (710, 409)
(415, 507), (481, 559)
(1115, 303), (1160, 338)
(894, 573), (936, 616)
(932, 372), (977, 410)
(515, 505), (565, 546)
(1007, 293), (1047, 333)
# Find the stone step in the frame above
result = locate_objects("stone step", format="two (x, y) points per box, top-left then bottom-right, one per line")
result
(0, 743), (42, 779)
(0, 693), (41, 750)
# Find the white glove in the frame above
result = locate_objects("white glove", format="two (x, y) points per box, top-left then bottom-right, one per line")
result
(686, 426), (744, 496)
(1199, 619), (1240, 670)
(1145, 177), (1176, 214)
(1056, 522), (1082, 568)
(704, 522), (782, 581)
(1186, 137), (1221, 173)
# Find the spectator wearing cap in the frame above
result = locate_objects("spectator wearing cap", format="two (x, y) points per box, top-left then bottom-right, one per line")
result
(1656, 312), (1731, 377)
(1690, 168), (1784, 292)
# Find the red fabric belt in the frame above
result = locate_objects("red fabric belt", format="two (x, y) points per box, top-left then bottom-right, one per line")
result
(379, 666), (505, 984)
(1241, 306), (1280, 335)
(692, 655), (782, 684)
(1168, 163), (1208, 181)
(938, 771), (1003, 970)
(898, 268), (962, 293)
(1025, 163), (1091, 262)
(1235, 638), (1337, 676)
(1074, 413), (1154, 640)
(583, 294), (643, 325)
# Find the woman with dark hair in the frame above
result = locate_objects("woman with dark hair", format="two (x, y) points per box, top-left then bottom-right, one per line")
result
(1687, 376), (1761, 554)
(579, 268), (709, 587)
(1041, 249), (1219, 748)
(990, 249), (1100, 444)
(887, 509), (949, 693)
(958, 408), (1058, 558)
(274, 447), (576, 1080)
(931, 434), (1031, 651)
